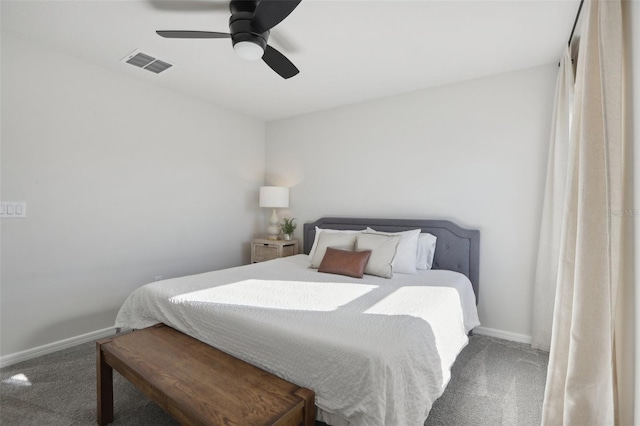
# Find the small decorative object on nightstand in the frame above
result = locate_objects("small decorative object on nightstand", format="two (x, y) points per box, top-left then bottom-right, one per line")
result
(251, 238), (299, 263)
(280, 218), (296, 241)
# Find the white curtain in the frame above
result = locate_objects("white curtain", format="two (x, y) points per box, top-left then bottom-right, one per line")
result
(540, 0), (630, 424)
(531, 46), (574, 352)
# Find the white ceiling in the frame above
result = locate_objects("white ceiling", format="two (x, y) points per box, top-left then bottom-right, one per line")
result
(1, 0), (579, 121)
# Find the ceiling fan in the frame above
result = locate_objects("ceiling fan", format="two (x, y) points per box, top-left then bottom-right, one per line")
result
(157, 0), (301, 79)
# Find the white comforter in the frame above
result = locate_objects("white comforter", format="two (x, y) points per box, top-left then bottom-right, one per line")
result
(116, 255), (480, 426)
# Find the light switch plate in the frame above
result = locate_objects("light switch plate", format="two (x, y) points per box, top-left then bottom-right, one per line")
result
(1, 202), (27, 218)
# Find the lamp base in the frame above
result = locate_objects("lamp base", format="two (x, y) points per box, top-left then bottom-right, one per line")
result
(267, 209), (280, 240)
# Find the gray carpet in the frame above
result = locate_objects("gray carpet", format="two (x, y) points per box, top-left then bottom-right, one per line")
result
(0, 334), (548, 425)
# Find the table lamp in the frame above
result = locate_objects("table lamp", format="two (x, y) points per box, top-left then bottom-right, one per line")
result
(259, 186), (289, 240)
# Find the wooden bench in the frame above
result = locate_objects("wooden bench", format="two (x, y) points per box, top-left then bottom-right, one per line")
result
(96, 323), (315, 425)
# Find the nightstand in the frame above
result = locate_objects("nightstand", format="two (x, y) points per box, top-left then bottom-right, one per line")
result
(251, 239), (299, 263)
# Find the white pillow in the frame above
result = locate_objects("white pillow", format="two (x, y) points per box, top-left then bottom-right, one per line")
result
(365, 227), (421, 274)
(308, 227), (361, 259)
(310, 231), (358, 268)
(355, 233), (401, 278)
(417, 233), (438, 270)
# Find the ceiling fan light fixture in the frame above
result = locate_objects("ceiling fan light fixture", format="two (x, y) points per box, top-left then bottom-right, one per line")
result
(233, 41), (264, 61)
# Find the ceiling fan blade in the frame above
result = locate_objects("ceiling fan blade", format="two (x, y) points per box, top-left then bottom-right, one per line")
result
(251, 0), (301, 33)
(148, 0), (228, 12)
(156, 30), (231, 39)
(262, 44), (299, 79)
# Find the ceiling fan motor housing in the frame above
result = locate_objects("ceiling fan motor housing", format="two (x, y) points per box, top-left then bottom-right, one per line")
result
(229, 1), (269, 51)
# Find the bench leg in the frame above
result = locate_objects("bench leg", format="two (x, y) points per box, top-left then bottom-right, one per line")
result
(294, 388), (316, 426)
(96, 341), (114, 425)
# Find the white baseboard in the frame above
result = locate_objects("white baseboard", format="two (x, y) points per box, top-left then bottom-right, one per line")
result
(473, 326), (532, 345)
(0, 326), (117, 368)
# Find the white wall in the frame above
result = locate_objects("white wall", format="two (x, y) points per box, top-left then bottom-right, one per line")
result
(266, 64), (557, 339)
(0, 34), (266, 356)
(630, 0), (640, 422)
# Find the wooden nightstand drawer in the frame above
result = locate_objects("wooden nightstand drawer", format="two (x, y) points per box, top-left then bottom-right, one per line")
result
(281, 245), (296, 257)
(254, 244), (278, 262)
(251, 239), (299, 263)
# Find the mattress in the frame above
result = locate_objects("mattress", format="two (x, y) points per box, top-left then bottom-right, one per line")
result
(116, 254), (480, 426)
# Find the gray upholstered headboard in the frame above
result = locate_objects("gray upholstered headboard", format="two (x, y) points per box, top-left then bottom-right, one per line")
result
(303, 217), (480, 303)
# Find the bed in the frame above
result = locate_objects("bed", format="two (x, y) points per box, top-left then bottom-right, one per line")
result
(115, 217), (481, 426)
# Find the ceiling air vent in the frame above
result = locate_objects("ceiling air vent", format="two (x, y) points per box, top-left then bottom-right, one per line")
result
(121, 49), (173, 74)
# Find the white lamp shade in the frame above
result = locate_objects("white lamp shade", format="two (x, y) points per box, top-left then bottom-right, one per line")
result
(259, 186), (289, 208)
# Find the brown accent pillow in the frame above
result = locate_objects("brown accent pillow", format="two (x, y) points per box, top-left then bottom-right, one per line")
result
(318, 247), (372, 278)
